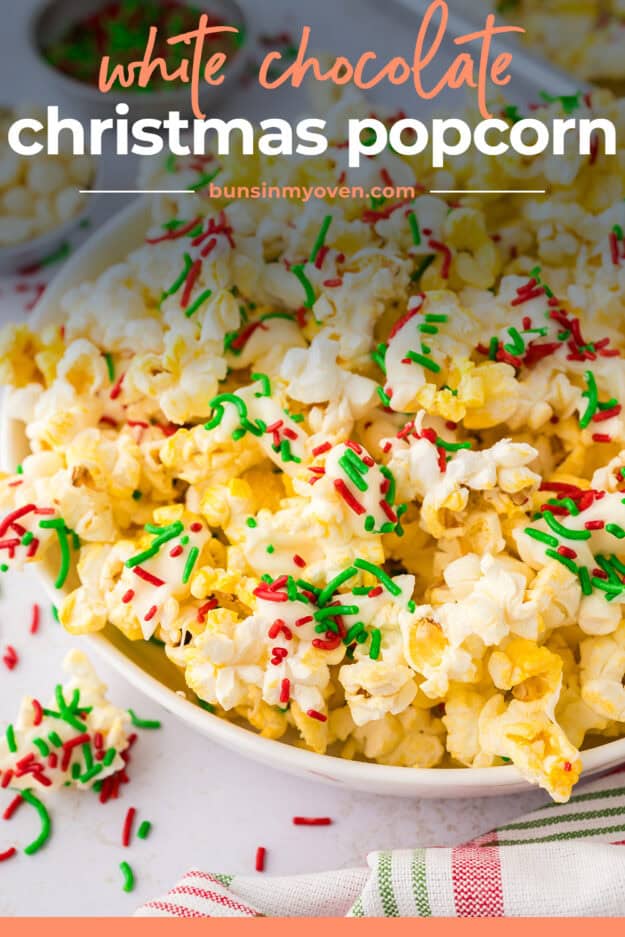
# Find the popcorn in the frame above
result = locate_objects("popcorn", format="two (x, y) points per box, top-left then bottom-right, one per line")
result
(4, 87), (625, 803)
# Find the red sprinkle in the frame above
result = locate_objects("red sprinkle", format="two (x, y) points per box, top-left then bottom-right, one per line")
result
(169, 545), (184, 558)
(564, 761), (572, 772)
(312, 442), (332, 457)
(585, 520), (605, 530)
(122, 806), (136, 847)
(592, 433), (612, 443)
(0, 847), (16, 862)
(255, 846), (266, 872)
(3, 646), (18, 671)
(292, 554), (306, 569)
(609, 231), (620, 266)
(333, 479), (366, 516)
(122, 589), (135, 604)
(388, 305), (422, 341)
(132, 566), (165, 587)
(295, 616), (313, 627)
(268, 620), (293, 641)
(306, 709), (327, 723)
(197, 598), (218, 622)
(279, 679), (290, 704)
(181, 259), (203, 309)
(428, 239), (452, 279)
(32, 699), (43, 726)
(323, 278), (343, 288)
(292, 816), (332, 826)
(146, 216), (202, 245)
(29, 603), (40, 635)
(109, 373), (125, 401)
(557, 546), (577, 560)
(144, 605), (158, 622)
(593, 405), (622, 423)
(3, 794), (23, 821)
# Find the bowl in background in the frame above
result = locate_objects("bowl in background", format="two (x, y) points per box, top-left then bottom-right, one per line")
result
(29, 0), (249, 120)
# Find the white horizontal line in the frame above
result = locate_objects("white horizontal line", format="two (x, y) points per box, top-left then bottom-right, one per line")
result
(80, 189), (195, 195)
(430, 189), (547, 195)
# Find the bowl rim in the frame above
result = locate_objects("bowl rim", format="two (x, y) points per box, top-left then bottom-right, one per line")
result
(4, 193), (625, 796)
(27, 0), (249, 105)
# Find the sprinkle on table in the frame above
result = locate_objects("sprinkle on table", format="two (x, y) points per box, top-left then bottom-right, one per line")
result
(120, 861), (135, 893)
(255, 846), (266, 872)
(122, 806), (136, 847)
(292, 817), (333, 826)
(21, 789), (51, 855)
(137, 820), (152, 841)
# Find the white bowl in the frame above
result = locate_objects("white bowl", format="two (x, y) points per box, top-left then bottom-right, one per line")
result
(3, 197), (625, 798)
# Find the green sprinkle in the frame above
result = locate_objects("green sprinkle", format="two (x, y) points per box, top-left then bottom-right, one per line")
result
(48, 731), (62, 747)
(405, 350), (441, 373)
(344, 622), (367, 644)
(16, 464), (23, 475)
(540, 90), (582, 115)
(21, 790), (51, 856)
(279, 439), (301, 464)
(377, 386), (391, 407)
(580, 370), (599, 429)
(524, 527), (558, 547)
(126, 522), (184, 569)
(162, 253), (192, 302)
(39, 518), (71, 590)
(411, 254), (435, 282)
(309, 215), (333, 263)
(80, 764), (103, 784)
(246, 517), (257, 528)
(419, 323), (438, 335)
(317, 567), (357, 607)
(338, 454), (368, 492)
(188, 169), (221, 192)
(369, 628), (382, 660)
(314, 605), (360, 621)
(504, 327), (525, 356)
(353, 559), (402, 596)
(266, 545), (275, 554)
(291, 264), (316, 308)
(408, 211), (421, 246)
(543, 512), (592, 541)
(379, 466), (397, 505)
(21, 531), (34, 546)
(606, 524), (625, 540)
(132, 490), (142, 501)
(614, 224), (624, 242)
(32, 738), (49, 757)
(198, 700), (216, 714)
(6, 724), (17, 753)
(103, 747), (117, 767)
(137, 820), (152, 840)
(165, 154), (177, 173)
(364, 515), (375, 532)
(52, 605), (59, 623)
(425, 313), (448, 324)
(103, 353), (115, 383)
(120, 861), (135, 893)
(128, 709), (161, 730)
(182, 545), (200, 584)
(316, 620), (339, 635)
(251, 372), (272, 398)
(578, 566), (592, 596)
(71, 762), (81, 780)
(185, 288), (213, 318)
(545, 549), (578, 574)
(435, 437), (472, 452)
(488, 336), (499, 360)
(407, 600), (416, 613)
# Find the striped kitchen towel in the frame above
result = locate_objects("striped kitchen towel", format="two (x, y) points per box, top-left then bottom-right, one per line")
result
(136, 767), (625, 918)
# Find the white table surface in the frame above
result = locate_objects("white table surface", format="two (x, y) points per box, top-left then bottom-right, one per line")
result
(0, 0), (549, 916)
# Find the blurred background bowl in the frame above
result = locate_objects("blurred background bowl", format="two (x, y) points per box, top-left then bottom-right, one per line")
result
(29, 0), (248, 120)
(0, 148), (103, 276)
